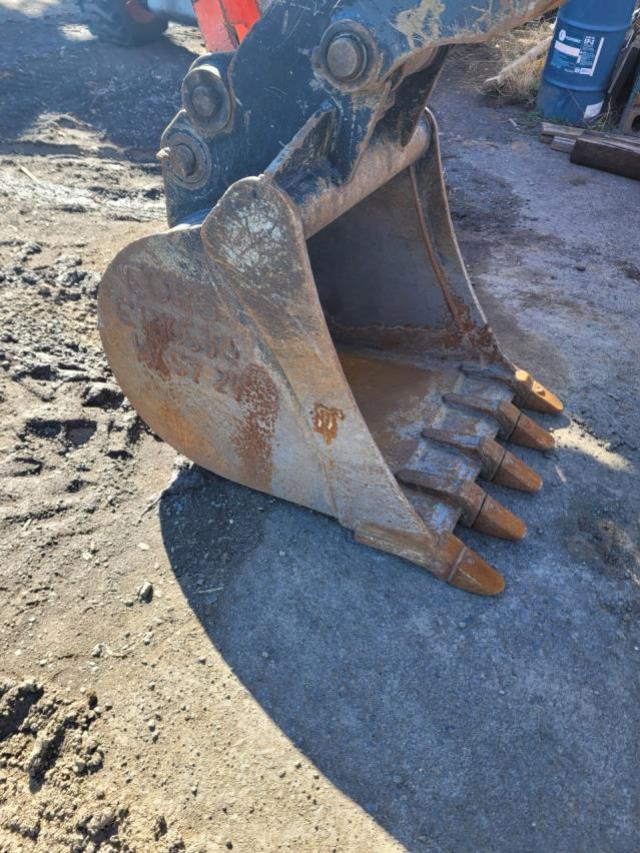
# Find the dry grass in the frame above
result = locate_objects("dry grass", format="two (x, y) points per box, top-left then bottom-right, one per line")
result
(481, 18), (556, 105)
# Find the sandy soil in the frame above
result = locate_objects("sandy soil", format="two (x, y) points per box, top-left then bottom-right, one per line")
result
(1, 3), (639, 852)
(1, 4), (395, 850)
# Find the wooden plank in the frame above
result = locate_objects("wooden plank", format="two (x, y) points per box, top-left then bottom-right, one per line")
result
(570, 136), (640, 180)
(541, 121), (640, 151)
(582, 131), (640, 153)
(540, 122), (584, 141)
(550, 136), (575, 153)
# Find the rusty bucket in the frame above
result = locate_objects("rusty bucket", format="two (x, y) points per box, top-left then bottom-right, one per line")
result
(98, 106), (562, 595)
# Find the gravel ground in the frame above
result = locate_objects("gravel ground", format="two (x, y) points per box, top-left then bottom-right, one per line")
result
(1, 2), (639, 851)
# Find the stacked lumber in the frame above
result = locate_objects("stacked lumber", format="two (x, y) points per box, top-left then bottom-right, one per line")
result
(540, 122), (640, 181)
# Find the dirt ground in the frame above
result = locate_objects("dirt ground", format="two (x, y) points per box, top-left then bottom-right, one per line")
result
(1, 2), (639, 852)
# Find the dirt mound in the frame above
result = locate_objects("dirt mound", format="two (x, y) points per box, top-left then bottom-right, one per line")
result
(0, 679), (182, 852)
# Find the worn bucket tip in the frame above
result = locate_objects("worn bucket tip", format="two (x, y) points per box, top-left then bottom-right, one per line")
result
(444, 536), (505, 596)
(528, 385), (564, 415)
(474, 495), (527, 541)
(515, 370), (564, 415)
(511, 412), (555, 452)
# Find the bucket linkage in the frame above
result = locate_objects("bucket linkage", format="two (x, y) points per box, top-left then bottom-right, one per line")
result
(99, 0), (562, 594)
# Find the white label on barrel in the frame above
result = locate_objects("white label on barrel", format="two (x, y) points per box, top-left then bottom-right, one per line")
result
(577, 35), (604, 77)
(554, 40), (580, 58)
(551, 33), (604, 77)
(584, 100), (603, 120)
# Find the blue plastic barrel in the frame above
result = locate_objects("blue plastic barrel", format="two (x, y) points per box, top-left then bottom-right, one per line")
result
(537, 0), (637, 124)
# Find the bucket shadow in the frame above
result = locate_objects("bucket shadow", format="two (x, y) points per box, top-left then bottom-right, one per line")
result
(159, 443), (640, 852)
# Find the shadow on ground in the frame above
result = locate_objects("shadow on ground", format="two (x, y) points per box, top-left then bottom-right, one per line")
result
(7, 5), (637, 848)
(159, 435), (640, 852)
(0, 1), (198, 155)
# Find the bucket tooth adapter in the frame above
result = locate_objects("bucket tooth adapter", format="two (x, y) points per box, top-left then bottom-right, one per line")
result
(99, 0), (563, 595)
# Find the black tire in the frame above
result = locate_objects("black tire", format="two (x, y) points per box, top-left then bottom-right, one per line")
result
(78, 0), (168, 47)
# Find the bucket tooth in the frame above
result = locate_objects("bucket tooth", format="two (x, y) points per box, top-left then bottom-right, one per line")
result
(470, 438), (542, 492)
(443, 392), (520, 438)
(489, 442), (543, 493)
(473, 493), (527, 540)
(397, 468), (526, 540)
(397, 467), (481, 526)
(440, 534), (505, 596)
(443, 393), (555, 452)
(471, 438), (543, 493)
(510, 411), (555, 451)
(475, 436), (508, 481)
(514, 369), (564, 415)
(421, 425), (508, 480)
(357, 525), (505, 596)
(421, 431), (543, 492)
(460, 365), (564, 416)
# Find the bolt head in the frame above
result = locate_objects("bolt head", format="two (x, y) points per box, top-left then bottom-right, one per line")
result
(191, 84), (219, 119)
(181, 64), (232, 134)
(169, 143), (197, 180)
(326, 33), (367, 81)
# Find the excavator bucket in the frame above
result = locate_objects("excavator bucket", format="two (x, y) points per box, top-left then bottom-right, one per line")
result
(98, 0), (563, 595)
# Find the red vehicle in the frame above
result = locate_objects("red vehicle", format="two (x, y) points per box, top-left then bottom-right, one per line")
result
(78, 0), (264, 51)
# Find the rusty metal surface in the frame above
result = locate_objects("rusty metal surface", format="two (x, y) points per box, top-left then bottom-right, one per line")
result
(98, 0), (564, 596)
(99, 137), (562, 595)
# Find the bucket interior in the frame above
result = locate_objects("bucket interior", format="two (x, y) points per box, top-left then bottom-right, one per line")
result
(305, 166), (509, 532)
